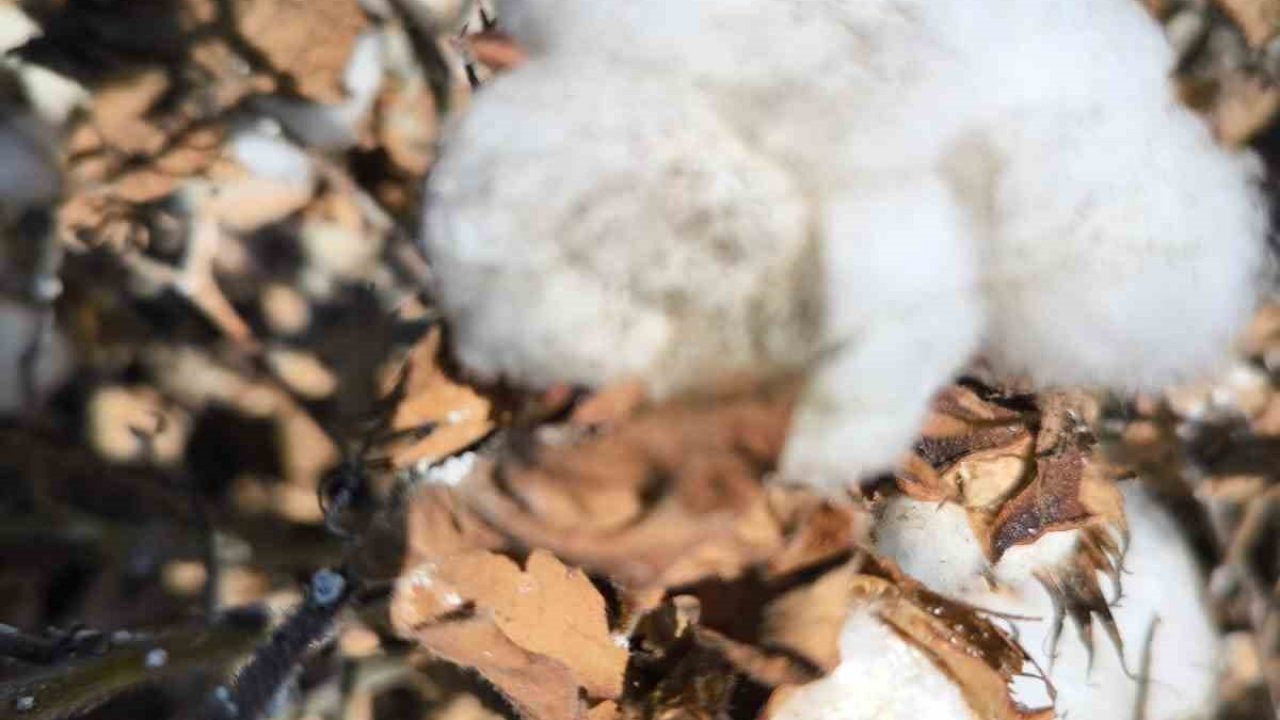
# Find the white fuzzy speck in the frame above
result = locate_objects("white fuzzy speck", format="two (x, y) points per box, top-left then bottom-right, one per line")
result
(421, 451), (477, 487)
(144, 648), (169, 669)
(231, 130), (315, 188)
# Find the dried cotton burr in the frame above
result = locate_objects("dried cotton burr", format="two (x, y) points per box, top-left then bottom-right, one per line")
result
(422, 0), (1270, 490)
(868, 484), (1223, 720)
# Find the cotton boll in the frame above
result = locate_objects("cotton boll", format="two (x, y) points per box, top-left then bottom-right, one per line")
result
(873, 497), (988, 597)
(780, 176), (984, 489)
(768, 605), (976, 720)
(975, 104), (1267, 393)
(873, 496), (1089, 597)
(875, 485), (1222, 720)
(425, 58), (821, 395)
(424, 0), (1270, 490)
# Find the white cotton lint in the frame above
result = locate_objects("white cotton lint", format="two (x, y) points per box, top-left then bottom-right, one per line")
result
(876, 486), (1222, 720)
(423, 0), (1268, 490)
(769, 604), (978, 720)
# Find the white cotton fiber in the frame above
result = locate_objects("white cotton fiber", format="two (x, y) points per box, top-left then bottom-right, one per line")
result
(872, 497), (988, 596)
(423, 0), (1269, 489)
(874, 485), (1222, 720)
(768, 605), (978, 720)
(425, 58), (821, 396)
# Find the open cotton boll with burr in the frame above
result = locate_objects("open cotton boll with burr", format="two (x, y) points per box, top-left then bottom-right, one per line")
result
(866, 484), (1223, 720)
(423, 0), (1269, 492)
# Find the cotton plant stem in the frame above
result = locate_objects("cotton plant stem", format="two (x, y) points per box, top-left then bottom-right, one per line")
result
(0, 620), (265, 720)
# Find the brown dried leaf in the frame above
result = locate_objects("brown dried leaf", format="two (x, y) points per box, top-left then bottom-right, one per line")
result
(764, 489), (864, 578)
(1211, 0), (1280, 46)
(759, 560), (860, 673)
(400, 485), (506, 571)
(457, 383), (799, 592)
(569, 380), (648, 427)
(393, 549), (627, 710)
(234, 0), (369, 103)
(377, 78), (439, 176)
(1198, 74), (1280, 146)
(466, 31), (528, 73)
(408, 616), (585, 720)
(88, 68), (171, 156)
(585, 701), (622, 720)
(378, 327), (493, 468)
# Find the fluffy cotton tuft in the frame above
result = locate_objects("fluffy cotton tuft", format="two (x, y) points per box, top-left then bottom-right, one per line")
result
(426, 59), (822, 395)
(423, 0), (1269, 489)
(874, 485), (1222, 720)
(768, 604), (978, 720)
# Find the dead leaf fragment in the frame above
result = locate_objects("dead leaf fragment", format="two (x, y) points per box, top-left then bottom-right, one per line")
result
(409, 616), (585, 720)
(1207, 74), (1280, 146)
(466, 30), (528, 73)
(1211, 0), (1280, 46)
(458, 383), (800, 592)
(235, 0), (369, 103)
(378, 327), (493, 468)
(393, 549), (627, 717)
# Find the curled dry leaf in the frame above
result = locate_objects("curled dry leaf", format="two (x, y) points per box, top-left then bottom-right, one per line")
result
(1202, 74), (1280, 147)
(455, 382), (801, 593)
(1210, 0), (1280, 46)
(377, 327), (493, 469)
(466, 31), (528, 73)
(392, 548), (628, 719)
(235, 0), (370, 103)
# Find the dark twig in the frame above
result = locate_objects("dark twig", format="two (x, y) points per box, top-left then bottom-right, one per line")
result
(204, 570), (351, 720)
